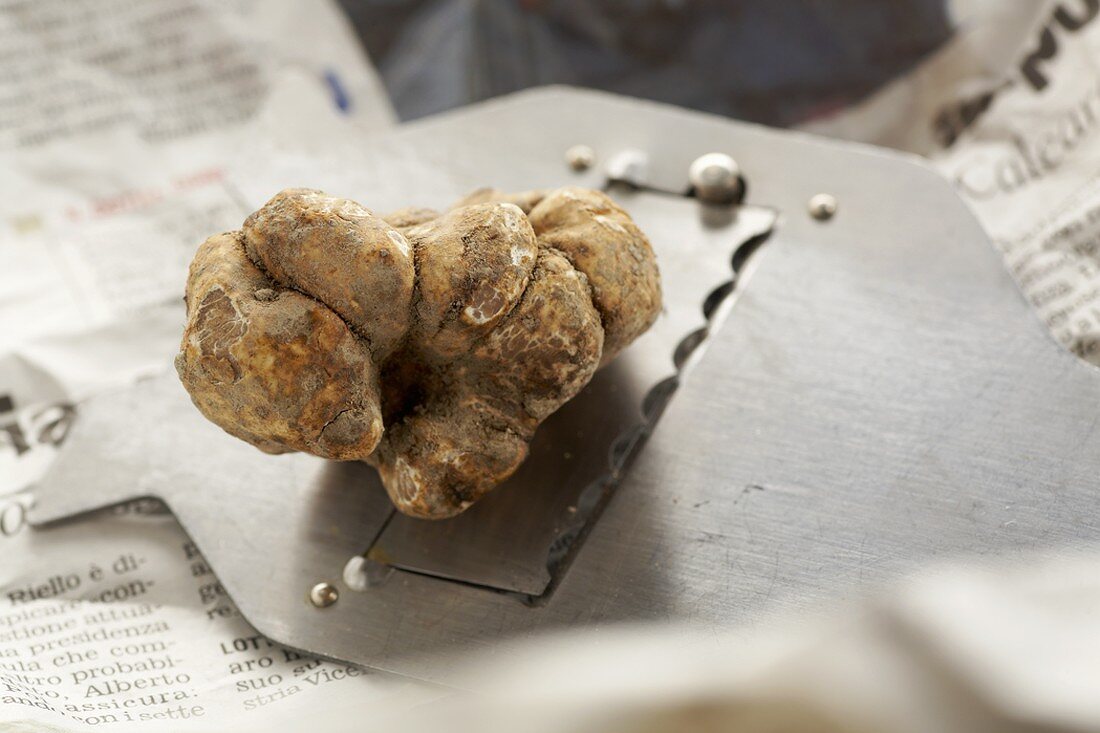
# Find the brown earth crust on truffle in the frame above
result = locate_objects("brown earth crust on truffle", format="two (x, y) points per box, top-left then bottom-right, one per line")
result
(176, 187), (661, 519)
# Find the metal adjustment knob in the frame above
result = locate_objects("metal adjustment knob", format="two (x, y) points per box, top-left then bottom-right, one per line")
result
(688, 153), (742, 204)
(808, 193), (838, 221)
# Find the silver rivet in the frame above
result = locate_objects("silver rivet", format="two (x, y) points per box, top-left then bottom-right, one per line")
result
(309, 581), (338, 608)
(688, 153), (742, 204)
(565, 144), (595, 171)
(808, 193), (837, 220)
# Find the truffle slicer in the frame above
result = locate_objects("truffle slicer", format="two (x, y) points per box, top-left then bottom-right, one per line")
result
(29, 88), (1100, 685)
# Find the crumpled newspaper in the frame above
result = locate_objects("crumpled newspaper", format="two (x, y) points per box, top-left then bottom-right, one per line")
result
(7, 0), (1100, 730)
(377, 552), (1100, 733)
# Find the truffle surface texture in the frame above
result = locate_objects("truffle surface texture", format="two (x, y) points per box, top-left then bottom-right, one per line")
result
(176, 187), (661, 518)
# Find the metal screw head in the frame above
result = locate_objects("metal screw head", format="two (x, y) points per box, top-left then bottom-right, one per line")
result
(808, 193), (837, 220)
(309, 581), (338, 608)
(688, 153), (742, 204)
(565, 144), (595, 171)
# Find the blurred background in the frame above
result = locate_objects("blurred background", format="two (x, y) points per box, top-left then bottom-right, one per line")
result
(337, 0), (951, 125)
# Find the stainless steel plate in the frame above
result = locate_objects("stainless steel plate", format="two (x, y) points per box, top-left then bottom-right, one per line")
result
(30, 88), (1100, 685)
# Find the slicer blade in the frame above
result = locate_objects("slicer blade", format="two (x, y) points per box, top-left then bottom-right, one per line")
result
(371, 194), (775, 595)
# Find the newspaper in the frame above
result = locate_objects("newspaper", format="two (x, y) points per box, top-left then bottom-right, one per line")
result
(807, 0), (1100, 364)
(3, 506), (435, 732)
(0, 1), (444, 731)
(8, 0), (1100, 729)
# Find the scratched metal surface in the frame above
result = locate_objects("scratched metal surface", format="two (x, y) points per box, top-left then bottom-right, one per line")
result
(30, 88), (1100, 684)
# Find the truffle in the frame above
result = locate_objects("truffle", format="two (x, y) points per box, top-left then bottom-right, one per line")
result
(176, 187), (661, 518)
